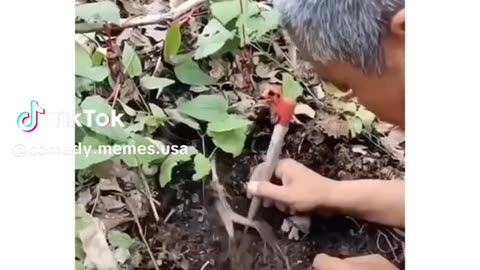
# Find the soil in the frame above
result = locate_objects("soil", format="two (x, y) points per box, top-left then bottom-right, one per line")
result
(134, 117), (405, 270)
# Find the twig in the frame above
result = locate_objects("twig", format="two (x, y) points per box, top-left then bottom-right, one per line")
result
(124, 196), (161, 270)
(164, 208), (176, 224)
(139, 172), (160, 222)
(90, 184), (101, 215)
(200, 261), (211, 270)
(75, 0), (206, 33)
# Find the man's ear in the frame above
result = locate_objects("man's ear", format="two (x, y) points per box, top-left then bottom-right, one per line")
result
(391, 8), (405, 38)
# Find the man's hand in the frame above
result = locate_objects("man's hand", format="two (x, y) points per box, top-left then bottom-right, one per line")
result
(246, 159), (337, 214)
(312, 254), (399, 270)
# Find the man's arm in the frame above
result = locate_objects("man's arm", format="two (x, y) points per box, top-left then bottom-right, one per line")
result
(326, 179), (404, 227)
(247, 159), (405, 228)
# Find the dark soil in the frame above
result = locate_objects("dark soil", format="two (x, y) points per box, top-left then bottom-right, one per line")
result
(141, 118), (405, 270)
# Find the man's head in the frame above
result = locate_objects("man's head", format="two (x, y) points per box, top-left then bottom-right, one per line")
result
(273, 0), (405, 127)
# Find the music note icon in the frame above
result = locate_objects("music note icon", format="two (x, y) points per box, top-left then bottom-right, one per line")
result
(17, 100), (45, 132)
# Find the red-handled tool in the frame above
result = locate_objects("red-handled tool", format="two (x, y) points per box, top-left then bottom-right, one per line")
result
(246, 85), (296, 224)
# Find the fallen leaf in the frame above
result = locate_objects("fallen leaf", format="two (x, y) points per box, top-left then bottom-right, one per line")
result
(294, 104), (316, 119)
(144, 25), (166, 42)
(317, 113), (350, 139)
(313, 85), (325, 99)
(113, 248), (131, 264)
(209, 59), (227, 80)
(373, 121), (394, 134)
(89, 159), (129, 179)
(189, 85), (210, 93)
(101, 196), (125, 211)
(77, 189), (92, 207)
(118, 100), (137, 117)
(352, 145), (368, 155)
(255, 62), (273, 78)
(99, 178), (122, 193)
(78, 215), (118, 270)
(380, 127), (405, 162)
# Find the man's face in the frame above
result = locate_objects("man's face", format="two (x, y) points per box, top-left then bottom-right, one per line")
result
(314, 10), (405, 128)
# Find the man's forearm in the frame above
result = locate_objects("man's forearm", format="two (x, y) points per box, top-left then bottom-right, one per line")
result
(324, 179), (405, 227)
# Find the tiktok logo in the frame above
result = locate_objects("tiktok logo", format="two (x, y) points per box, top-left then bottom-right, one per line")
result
(17, 100), (45, 132)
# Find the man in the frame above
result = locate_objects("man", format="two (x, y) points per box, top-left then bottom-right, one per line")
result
(247, 0), (405, 269)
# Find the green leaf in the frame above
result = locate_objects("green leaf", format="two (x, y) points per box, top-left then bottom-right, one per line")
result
(210, 0), (241, 24)
(76, 1), (121, 24)
(194, 18), (234, 59)
(144, 103), (168, 128)
(79, 95), (129, 142)
(75, 135), (116, 170)
(159, 147), (198, 187)
(122, 44), (142, 77)
(174, 59), (216, 86)
(356, 106), (376, 128)
(208, 126), (248, 157)
(76, 77), (94, 93)
(193, 153), (211, 180)
(348, 117), (364, 137)
(75, 43), (92, 75)
(178, 94), (229, 122)
(282, 73), (303, 100)
(165, 108), (201, 130)
(164, 22), (181, 64)
(107, 230), (135, 249)
(323, 82), (350, 98)
(120, 134), (166, 167)
(118, 100), (136, 117)
(207, 114), (251, 132)
(79, 66), (110, 82)
(140, 75), (175, 95)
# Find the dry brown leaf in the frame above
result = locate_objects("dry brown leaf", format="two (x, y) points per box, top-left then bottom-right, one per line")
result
(294, 103), (316, 119)
(90, 159), (128, 179)
(380, 127), (405, 162)
(189, 85), (210, 93)
(78, 189), (93, 207)
(313, 85), (325, 100)
(209, 59), (227, 80)
(100, 178), (122, 193)
(101, 196), (126, 211)
(144, 25), (166, 42)
(318, 112), (350, 138)
(351, 145), (368, 155)
(374, 121), (395, 134)
(79, 218), (118, 270)
(231, 73), (248, 89)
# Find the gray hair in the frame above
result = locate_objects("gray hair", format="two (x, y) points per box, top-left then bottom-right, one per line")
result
(272, 0), (404, 74)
